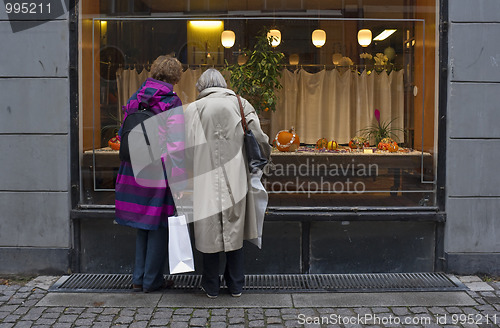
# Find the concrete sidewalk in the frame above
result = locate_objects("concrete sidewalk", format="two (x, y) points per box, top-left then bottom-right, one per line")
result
(0, 275), (499, 327)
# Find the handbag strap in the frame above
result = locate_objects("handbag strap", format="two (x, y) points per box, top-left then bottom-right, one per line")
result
(236, 95), (248, 132)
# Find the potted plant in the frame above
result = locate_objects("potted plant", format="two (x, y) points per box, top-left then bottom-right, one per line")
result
(227, 28), (285, 114)
(358, 109), (406, 146)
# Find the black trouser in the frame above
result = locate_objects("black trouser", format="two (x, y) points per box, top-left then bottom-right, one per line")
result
(201, 248), (244, 296)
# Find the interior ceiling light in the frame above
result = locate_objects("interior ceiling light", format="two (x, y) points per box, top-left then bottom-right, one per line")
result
(311, 29), (326, 48)
(267, 29), (281, 47)
(357, 29), (372, 47)
(189, 20), (223, 28)
(221, 30), (235, 48)
(373, 29), (397, 41)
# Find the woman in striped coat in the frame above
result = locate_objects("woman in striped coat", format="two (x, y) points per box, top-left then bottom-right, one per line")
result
(115, 55), (185, 293)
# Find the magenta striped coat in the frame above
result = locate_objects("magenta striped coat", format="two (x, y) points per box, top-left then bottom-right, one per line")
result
(115, 78), (184, 230)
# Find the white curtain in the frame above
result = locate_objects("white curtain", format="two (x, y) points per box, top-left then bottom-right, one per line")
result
(270, 69), (404, 144)
(116, 68), (404, 144)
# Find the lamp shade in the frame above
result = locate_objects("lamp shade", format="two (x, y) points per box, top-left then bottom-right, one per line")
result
(221, 30), (235, 48)
(357, 29), (372, 47)
(289, 54), (299, 65)
(237, 54), (248, 65)
(267, 29), (281, 47)
(332, 53), (343, 65)
(311, 29), (326, 48)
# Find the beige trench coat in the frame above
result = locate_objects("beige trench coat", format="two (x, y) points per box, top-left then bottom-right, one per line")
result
(184, 87), (271, 253)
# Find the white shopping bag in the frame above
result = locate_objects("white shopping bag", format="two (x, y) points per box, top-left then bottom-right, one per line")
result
(168, 214), (195, 274)
(248, 170), (268, 249)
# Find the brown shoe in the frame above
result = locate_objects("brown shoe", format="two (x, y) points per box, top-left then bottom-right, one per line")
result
(131, 284), (142, 292)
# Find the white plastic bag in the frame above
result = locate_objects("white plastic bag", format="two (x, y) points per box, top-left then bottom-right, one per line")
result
(248, 170), (268, 249)
(168, 214), (195, 274)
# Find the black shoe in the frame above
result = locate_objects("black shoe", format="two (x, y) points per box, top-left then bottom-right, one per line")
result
(201, 287), (218, 299)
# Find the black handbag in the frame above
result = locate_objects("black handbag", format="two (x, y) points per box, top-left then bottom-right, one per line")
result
(237, 95), (268, 173)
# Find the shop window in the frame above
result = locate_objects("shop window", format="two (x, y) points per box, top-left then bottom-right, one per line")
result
(79, 0), (438, 208)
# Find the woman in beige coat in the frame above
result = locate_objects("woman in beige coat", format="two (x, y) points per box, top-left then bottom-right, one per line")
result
(184, 69), (271, 298)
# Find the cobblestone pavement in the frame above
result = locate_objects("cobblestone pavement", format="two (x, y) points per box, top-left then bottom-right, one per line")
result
(0, 277), (499, 328)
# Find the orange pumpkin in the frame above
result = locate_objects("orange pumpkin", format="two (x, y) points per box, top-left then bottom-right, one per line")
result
(316, 138), (328, 150)
(349, 136), (369, 149)
(275, 128), (300, 152)
(108, 136), (120, 150)
(377, 138), (398, 151)
(388, 142), (399, 152)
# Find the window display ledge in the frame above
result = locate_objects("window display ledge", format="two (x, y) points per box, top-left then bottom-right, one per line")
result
(71, 206), (444, 222)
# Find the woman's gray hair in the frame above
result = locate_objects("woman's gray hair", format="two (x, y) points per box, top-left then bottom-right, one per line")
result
(196, 68), (227, 92)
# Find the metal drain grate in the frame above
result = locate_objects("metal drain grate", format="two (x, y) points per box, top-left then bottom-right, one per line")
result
(49, 273), (466, 293)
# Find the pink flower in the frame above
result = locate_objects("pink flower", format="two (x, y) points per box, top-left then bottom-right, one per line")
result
(374, 109), (381, 123)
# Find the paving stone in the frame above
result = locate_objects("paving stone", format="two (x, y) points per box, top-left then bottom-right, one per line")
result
(391, 307), (410, 316)
(174, 308), (193, 315)
(211, 308), (227, 316)
(34, 318), (56, 325)
(429, 307), (447, 315)
(210, 315), (226, 322)
(3, 315), (21, 322)
(90, 323), (111, 328)
(353, 307), (372, 315)
(0, 305), (20, 313)
(171, 314), (191, 321)
(267, 316), (283, 324)
(129, 322), (148, 328)
(0, 312), (10, 319)
(281, 314), (298, 320)
(0, 323), (15, 328)
(63, 307), (85, 314)
(445, 306), (462, 313)
(149, 318), (171, 326)
(284, 320), (302, 327)
(372, 307), (391, 313)
(248, 313), (264, 320)
(209, 323), (227, 328)
(114, 316), (134, 324)
(265, 309), (281, 316)
(192, 309), (209, 317)
(101, 308), (120, 315)
(13, 307), (30, 315)
(281, 308), (299, 315)
(95, 314), (114, 322)
(134, 314), (152, 321)
(317, 308), (335, 314)
(229, 316), (245, 324)
(12, 321), (34, 328)
(247, 308), (263, 315)
(86, 308), (104, 314)
(228, 309), (244, 317)
(118, 309), (135, 317)
(249, 320), (266, 327)
(189, 317), (207, 327)
(136, 308), (153, 315)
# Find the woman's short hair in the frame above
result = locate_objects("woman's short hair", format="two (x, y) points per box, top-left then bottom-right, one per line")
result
(150, 55), (183, 85)
(196, 68), (227, 92)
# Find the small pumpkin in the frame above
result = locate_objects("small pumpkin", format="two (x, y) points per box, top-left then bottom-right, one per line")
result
(316, 138), (328, 150)
(108, 136), (120, 150)
(377, 137), (398, 151)
(388, 142), (399, 152)
(275, 127), (300, 152)
(349, 136), (369, 149)
(327, 140), (338, 150)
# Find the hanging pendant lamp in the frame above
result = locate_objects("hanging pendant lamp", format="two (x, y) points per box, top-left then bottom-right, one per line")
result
(221, 30), (235, 48)
(357, 29), (372, 47)
(312, 29), (326, 48)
